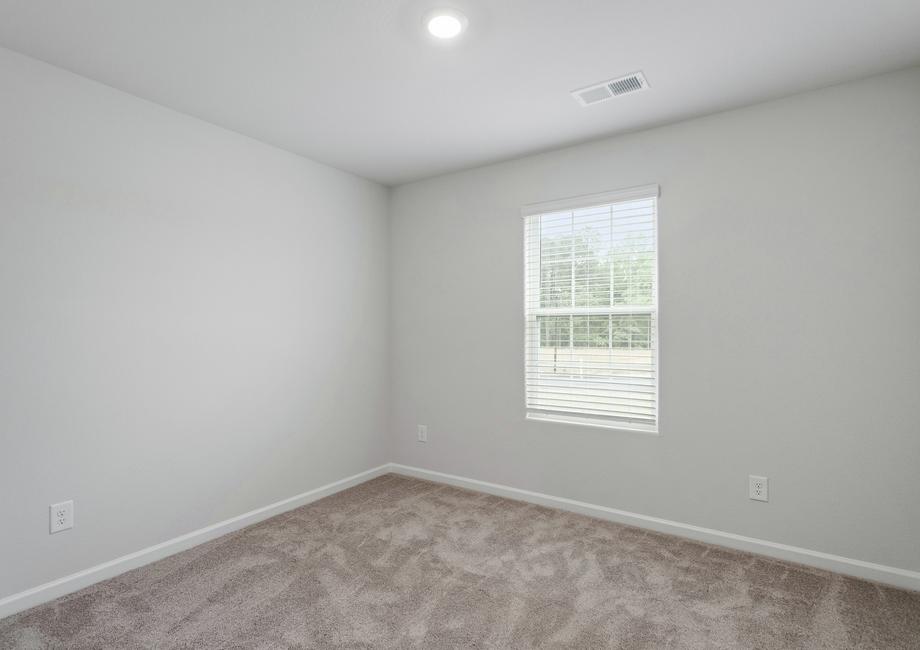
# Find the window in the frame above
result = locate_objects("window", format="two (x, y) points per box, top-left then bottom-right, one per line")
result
(524, 185), (659, 432)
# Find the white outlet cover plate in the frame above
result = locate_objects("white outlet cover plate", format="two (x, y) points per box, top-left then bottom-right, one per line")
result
(417, 425), (428, 442)
(749, 476), (769, 502)
(50, 500), (74, 533)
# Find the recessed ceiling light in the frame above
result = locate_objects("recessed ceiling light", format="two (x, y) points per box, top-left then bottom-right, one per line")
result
(424, 8), (468, 39)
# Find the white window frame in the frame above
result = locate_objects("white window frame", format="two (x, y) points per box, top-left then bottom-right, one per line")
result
(522, 184), (660, 435)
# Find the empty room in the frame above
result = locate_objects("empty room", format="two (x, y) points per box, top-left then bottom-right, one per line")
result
(1, 1), (919, 648)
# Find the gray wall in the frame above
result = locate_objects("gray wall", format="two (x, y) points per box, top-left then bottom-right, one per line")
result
(0, 48), (389, 599)
(389, 66), (920, 572)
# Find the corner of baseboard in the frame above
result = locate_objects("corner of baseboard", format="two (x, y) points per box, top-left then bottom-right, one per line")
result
(0, 464), (392, 621)
(387, 463), (920, 592)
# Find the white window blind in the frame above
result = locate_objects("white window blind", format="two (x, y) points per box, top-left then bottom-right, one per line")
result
(524, 185), (659, 432)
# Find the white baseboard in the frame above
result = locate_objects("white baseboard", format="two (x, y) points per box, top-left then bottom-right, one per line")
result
(389, 463), (920, 592)
(3, 460), (916, 622)
(0, 464), (391, 620)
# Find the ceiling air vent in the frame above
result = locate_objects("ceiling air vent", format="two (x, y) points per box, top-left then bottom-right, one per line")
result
(572, 71), (649, 107)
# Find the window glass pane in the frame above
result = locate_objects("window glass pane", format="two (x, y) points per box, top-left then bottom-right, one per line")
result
(573, 315), (610, 348)
(572, 205), (611, 307)
(539, 211), (573, 308)
(538, 315), (570, 347)
(611, 314), (651, 349)
(611, 199), (655, 307)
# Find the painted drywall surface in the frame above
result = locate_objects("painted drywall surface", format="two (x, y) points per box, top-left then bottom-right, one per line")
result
(389, 67), (920, 572)
(0, 48), (389, 599)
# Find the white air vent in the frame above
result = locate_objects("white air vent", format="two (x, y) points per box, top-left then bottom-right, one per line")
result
(572, 72), (649, 106)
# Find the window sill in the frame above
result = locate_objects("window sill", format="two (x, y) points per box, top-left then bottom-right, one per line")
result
(526, 412), (659, 436)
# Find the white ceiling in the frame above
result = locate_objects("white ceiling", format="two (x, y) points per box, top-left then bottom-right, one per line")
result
(1, 1), (919, 185)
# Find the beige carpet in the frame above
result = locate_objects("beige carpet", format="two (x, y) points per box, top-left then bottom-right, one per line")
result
(1, 474), (918, 649)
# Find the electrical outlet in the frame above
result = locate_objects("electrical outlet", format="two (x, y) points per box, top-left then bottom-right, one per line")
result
(50, 500), (74, 533)
(417, 424), (428, 443)
(749, 476), (769, 502)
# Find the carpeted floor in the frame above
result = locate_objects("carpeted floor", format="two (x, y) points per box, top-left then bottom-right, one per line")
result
(1, 474), (918, 649)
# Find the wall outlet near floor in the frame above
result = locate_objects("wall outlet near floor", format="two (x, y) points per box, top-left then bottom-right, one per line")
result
(50, 500), (74, 533)
(749, 476), (769, 502)
(417, 424), (428, 443)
